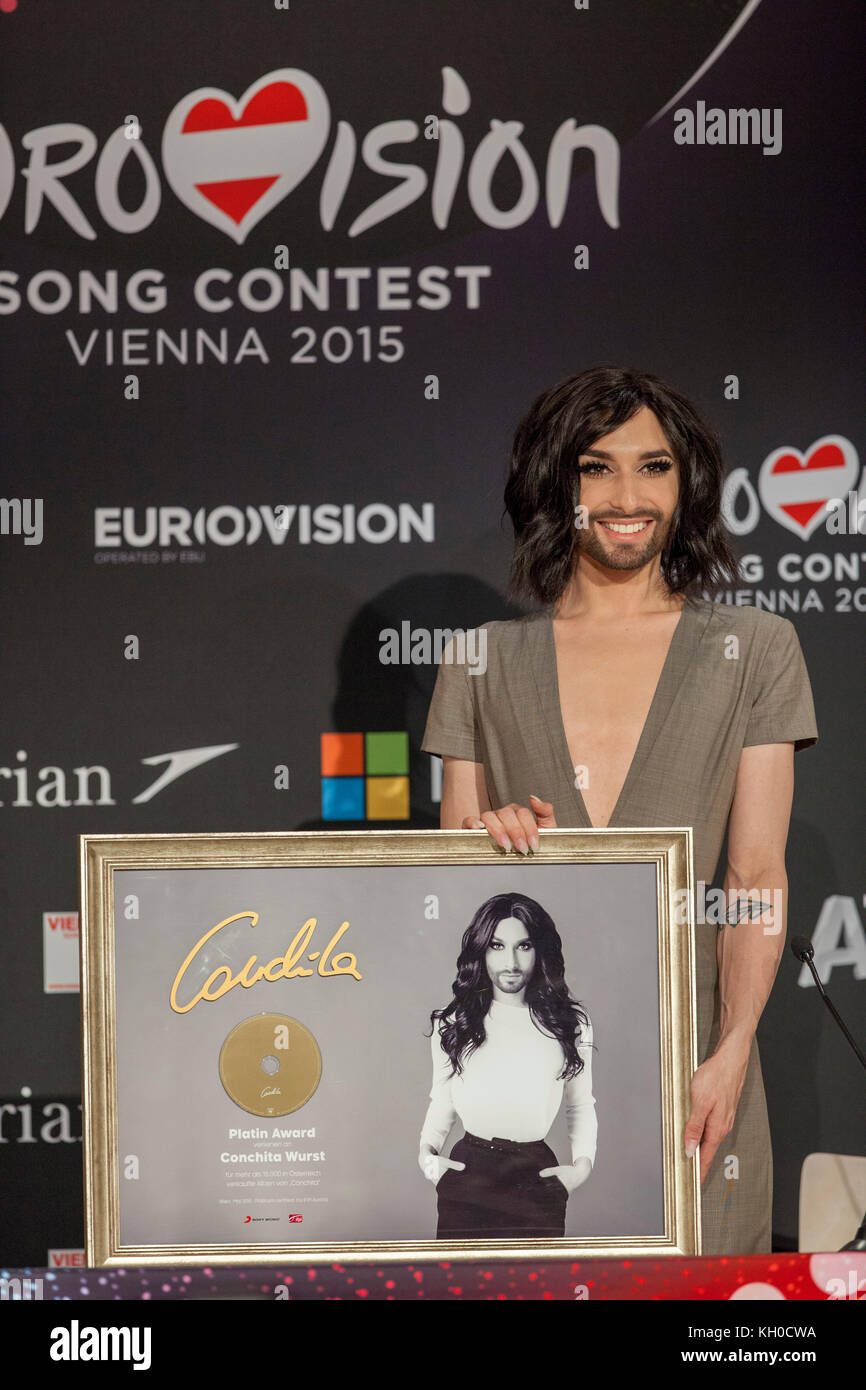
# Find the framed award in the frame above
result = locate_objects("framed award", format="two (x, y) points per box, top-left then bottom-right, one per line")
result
(80, 828), (700, 1264)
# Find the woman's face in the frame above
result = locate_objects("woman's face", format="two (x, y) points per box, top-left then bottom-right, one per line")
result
(573, 405), (680, 575)
(485, 916), (536, 1002)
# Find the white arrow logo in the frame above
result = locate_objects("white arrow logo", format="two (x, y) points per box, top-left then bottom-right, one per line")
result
(132, 743), (239, 804)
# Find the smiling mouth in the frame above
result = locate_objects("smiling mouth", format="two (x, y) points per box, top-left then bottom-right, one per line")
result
(596, 519), (653, 536)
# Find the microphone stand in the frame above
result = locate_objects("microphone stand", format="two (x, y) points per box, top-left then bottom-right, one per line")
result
(790, 937), (866, 1251)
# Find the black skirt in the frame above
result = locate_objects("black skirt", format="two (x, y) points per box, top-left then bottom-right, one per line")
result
(435, 1131), (568, 1240)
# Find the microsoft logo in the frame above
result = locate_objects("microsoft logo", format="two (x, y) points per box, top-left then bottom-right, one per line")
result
(320, 732), (409, 821)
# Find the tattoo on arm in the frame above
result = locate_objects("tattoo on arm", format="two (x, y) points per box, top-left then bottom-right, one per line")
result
(719, 899), (775, 928)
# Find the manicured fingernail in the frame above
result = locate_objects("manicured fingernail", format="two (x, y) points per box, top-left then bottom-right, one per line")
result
(685, 1140), (697, 1158)
(500, 837), (512, 852)
(530, 834), (539, 852)
(516, 837), (529, 855)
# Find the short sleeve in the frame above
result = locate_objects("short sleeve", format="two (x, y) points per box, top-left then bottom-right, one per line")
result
(420, 633), (484, 762)
(743, 618), (818, 752)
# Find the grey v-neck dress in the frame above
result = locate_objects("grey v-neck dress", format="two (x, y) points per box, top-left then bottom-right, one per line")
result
(421, 594), (818, 1254)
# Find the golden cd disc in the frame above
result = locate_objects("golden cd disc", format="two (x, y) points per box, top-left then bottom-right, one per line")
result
(218, 1013), (322, 1117)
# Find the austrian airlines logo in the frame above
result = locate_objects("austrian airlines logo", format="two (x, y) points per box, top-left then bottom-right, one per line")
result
(759, 435), (859, 539)
(132, 743), (239, 803)
(162, 70), (331, 244)
(0, 743), (239, 809)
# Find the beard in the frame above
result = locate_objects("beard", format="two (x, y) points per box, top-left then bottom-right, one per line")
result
(576, 514), (672, 572)
(493, 970), (530, 993)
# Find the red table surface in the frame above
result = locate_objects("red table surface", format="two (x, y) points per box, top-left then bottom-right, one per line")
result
(6, 1251), (865, 1300)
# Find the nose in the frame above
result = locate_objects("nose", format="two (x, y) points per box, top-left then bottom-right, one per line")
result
(604, 471), (642, 515)
(504, 946), (518, 971)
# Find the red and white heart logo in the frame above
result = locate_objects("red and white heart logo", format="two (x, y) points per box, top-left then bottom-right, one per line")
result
(759, 435), (859, 539)
(162, 69), (330, 244)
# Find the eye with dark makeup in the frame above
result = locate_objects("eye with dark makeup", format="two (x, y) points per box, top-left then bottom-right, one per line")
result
(577, 459), (673, 476)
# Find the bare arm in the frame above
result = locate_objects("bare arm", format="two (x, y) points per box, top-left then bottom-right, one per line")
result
(439, 755), (491, 828)
(718, 742), (792, 1040)
(685, 742), (793, 1181)
(440, 756), (556, 851)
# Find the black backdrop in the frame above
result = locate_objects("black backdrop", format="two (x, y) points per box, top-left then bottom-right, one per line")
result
(0, 0), (863, 1263)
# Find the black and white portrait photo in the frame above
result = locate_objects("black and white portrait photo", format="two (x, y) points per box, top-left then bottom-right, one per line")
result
(419, 891), (597, 1240)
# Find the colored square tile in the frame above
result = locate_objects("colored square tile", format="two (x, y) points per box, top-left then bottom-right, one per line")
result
(321, 732), (364, 777)
(366, 775), (410, 820)
(321, 776), (365, 821)
(365, 730), (409, 776)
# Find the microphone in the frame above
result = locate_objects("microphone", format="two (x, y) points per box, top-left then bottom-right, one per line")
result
(790, 936), (866, 1251)
(789, 937), (866, 1071)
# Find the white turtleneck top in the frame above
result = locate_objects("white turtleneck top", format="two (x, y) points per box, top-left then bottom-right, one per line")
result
(419, 1000), (597, 1165)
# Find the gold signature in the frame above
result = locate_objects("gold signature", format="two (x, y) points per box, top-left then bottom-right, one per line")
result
(169, 911), (362, 1015)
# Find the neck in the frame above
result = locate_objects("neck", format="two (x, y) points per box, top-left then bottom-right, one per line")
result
(555, 556), (683, 621)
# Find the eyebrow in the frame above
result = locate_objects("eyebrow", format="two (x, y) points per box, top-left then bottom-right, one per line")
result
(491, 935), (532, 946)
(580, 448), (675, 461)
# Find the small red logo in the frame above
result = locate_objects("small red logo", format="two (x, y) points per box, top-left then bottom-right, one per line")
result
(288, 1213), (303, 1223)
(243, 1215), (251, 1223)
(49, 1250), (86, 1267)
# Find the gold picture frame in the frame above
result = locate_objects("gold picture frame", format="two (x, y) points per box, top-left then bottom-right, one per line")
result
(80, 827), (700, 1265)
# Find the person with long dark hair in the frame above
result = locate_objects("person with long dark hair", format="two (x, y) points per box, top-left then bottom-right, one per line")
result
(419, 892), (596, 1240)
(421, 366), (818, 1255)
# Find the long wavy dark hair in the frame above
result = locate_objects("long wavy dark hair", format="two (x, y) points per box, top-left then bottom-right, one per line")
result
(428, 893), (591, 1080)
(503, 365), (742, 604)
